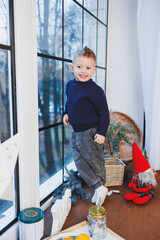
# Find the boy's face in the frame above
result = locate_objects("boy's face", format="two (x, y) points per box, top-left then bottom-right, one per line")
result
(69, 56), (96, 82)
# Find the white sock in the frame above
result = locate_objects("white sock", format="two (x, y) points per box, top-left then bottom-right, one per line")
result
(91, 191), (97, 203)
(95, 185), (108, 206)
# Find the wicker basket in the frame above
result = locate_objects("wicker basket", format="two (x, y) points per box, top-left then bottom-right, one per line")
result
(105, 157), (125, 187)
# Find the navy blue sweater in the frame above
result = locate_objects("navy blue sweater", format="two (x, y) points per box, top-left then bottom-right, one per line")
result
(65, 79), (110, 136)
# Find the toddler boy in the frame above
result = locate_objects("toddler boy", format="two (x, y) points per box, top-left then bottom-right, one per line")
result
(63, 47), (110, 205)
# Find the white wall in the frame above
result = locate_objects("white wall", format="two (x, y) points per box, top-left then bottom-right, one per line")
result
(107, 0), (144, 132)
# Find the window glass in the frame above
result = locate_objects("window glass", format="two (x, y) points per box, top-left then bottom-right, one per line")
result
(0, 0), (10, 45)
(64, 0), (82, 59)
(0, 1), (17, 234)
(39, 126), (62, 185)
(63, 63), (77, 170)
(84, 0), (97, 17)
(0, 49), (11, 141)
(63, 63), (75, 168)
(96, 68), (106, 90)
(92, 71), (97, 83)
(63, 62), (74, 111)
(76, 0), (83, 4)
(38, 57), (62, 129)
(37, 0), (62, 57)
(0, 177), (17, 232)
(97, 22), (106, 67)
(83, 12), (97, 56)
(37, 0), (108, 203)
(98, 0), (107, 24)
(64, 125), (74, 167)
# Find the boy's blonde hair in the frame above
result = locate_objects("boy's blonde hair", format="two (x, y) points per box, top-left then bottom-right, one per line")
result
(72, 46), (96, 64)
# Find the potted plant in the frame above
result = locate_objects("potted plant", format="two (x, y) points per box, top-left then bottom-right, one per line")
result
(104, 119), (135, 187)
(105, 119), (135, 158)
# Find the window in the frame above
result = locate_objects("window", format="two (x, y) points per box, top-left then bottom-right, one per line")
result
(37, 0), (108, 201)
(0, 0), (18, 235)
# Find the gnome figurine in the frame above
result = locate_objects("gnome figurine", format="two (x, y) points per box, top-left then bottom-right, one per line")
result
(124, 142), (158, 204)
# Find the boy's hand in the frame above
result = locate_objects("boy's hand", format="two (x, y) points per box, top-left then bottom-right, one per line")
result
(94, 133), (105, 144)
(63, 114), (70, 126)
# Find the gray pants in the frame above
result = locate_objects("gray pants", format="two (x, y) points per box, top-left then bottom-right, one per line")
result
(71, 127), (106, 189)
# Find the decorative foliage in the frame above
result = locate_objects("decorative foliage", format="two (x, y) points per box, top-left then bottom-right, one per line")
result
(52, 167), (90, 205)
(106, 119), (135, 157)
(142, 148), (150, 163)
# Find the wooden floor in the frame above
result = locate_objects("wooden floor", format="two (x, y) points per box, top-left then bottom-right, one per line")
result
(44, 161), (160, 240)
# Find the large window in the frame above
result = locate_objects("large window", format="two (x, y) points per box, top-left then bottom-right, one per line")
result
(37, 0), (108, 201)
(0, 0), (18, 235)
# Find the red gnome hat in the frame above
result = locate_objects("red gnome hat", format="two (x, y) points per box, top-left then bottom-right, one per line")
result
(132, 142), (150, 173)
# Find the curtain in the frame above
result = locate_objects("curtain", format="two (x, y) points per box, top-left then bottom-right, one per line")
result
(137, 0), (160, 170)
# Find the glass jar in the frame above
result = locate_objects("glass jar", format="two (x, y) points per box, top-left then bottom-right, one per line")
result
(87, 205), (107, 240)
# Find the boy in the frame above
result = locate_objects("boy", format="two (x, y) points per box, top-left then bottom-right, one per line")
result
(63, 47), (110, 205)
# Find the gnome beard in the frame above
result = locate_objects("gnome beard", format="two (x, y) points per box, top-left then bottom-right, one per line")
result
(138, 169), (157, 187)
(124, 142), (157, 204)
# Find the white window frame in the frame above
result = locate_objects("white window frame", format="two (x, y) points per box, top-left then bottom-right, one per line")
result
(1, 0), (39, 239)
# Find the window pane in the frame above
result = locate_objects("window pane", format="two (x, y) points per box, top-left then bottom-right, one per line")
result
(0, 51), (17, 232)
(97, 23), (106, 67)
(63, 63), (75, 170)
(0, 49), (11, 141)
(39, 126), (63, 185)
(64, 125), (73, 166)
(83, 12), (97, 56)
(63, 63), (74, 167)
(76, 0), (83, 5)
(84, 0), (97, 17)
(0, 175), (17, 232)
(37, 0), (62, 57)
(0, 0), (10, 45)
(64, 62), (74, 111)
(96, 68), (106, 90)
(38, 57), (62, 128)
(98, 0), (107, 24)
(37, 0), (108, 203)
(92, 71), (97, 83)
(64, 0), (82, 59)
